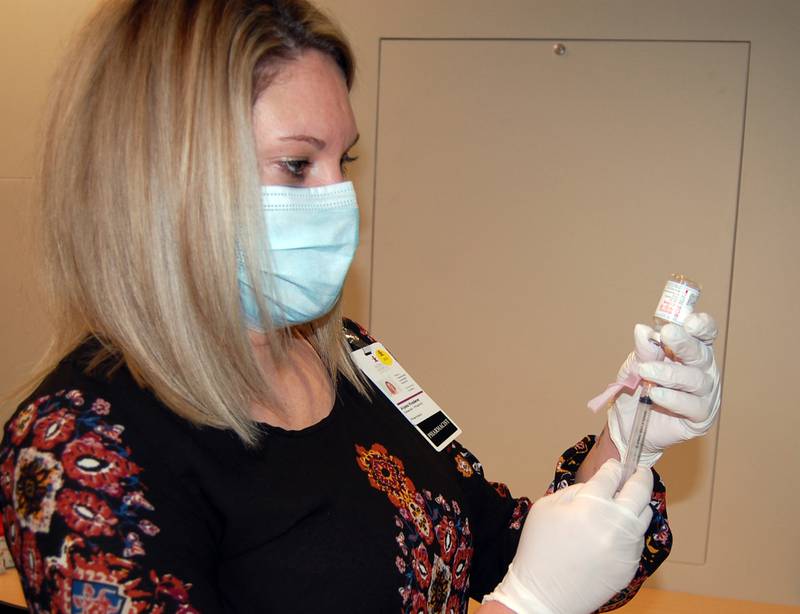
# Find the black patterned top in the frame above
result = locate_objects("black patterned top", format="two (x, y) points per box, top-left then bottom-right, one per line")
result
(0, 319), (670, 613)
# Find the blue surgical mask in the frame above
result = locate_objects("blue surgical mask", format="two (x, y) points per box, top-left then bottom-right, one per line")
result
(238, 180), (359, 328)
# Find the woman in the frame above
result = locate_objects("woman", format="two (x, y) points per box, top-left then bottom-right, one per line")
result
(0, 1), (720, 612)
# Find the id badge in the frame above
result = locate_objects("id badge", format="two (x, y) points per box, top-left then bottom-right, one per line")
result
(350, 342), (462, 451)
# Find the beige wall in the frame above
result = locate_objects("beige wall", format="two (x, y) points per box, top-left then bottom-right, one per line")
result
(1, 0), (798, 608)
(371, 35), (746, 574)
(1, 2), (97, 423)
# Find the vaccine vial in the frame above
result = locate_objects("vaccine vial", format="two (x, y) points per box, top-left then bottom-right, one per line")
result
(653, 273), (701, 330)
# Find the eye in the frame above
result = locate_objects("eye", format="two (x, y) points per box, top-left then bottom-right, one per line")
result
(340, 152), (359, 175)
(277, 158), (310, 178)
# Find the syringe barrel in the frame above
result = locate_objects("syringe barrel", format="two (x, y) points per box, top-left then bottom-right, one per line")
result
(621, 385), (654, 483)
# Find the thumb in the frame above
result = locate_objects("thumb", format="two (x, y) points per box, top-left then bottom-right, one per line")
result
(684, 312), (718, 344)
(615, 467), (653, 518)
(578, 459), (624, 501)
(536, 483), (580, 508)
(616, 324), (662, 382)
(634, 324), (664, 362)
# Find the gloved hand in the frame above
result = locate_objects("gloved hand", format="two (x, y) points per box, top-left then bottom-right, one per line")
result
(483, 460), (653, 614)
(608, 312), (721, 467)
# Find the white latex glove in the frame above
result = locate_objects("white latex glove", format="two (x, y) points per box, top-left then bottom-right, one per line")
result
(608, 312), (721, 467)
(483, 460), (653, 614)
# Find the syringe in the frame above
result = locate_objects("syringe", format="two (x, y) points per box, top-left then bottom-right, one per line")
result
(620, 274), (701, 483)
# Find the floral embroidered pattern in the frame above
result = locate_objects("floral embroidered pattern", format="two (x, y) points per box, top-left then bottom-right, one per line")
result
(356, 443), (473, 613)
(489, 481), (510, 498)
(0, 388), (198, 613)
(13, 448), (63, 533)
(453, 455), (473, 478)
(450, 446), (483, 480)
(32, 409), (77, 450)
(8, 399), (39, 446)
(508, 498), (532, 531)
(356, 443), (435, 544)
(47, 542), (194, 614)
(21, 530), (44, 592)
(56, 488), (118, 537)
(61, 433), (140, 498)
(2, 505), (21, 563)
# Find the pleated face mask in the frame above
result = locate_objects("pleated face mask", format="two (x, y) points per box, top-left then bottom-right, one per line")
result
(238, 180), (359, 329)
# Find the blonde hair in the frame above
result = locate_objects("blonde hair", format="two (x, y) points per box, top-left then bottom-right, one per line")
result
(32, 0), (363, 445)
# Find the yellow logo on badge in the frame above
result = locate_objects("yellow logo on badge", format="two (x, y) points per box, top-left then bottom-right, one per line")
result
(375, 348), (393, 366)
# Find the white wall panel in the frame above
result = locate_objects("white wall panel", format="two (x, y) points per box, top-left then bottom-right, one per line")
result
(371, 38), (748, 566)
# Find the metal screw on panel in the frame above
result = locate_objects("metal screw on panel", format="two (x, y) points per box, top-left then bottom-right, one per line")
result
(553, 43), (566, 56)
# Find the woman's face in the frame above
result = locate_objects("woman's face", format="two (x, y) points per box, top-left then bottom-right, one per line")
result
(253, 49), (358, 187)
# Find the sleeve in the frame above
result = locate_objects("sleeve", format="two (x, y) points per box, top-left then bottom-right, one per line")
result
(544, 435), (671, 612)
(0, 387), (226, 613)
(445, 436), (671, 609)
(442, 440), (532, 601)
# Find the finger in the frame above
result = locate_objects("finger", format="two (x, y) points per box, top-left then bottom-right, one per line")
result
(616, 350), (640, 382)
(649, 386), (712, 423)
(637, 501), (654, 531)
(615, 467), (653, 516)
(684, 312), (718, 344)
(639, 362), (714, 396)
(579, 459), (623, 500)
(633, 324), (664, 362)
(532, 484), (578, 515)
(659, 324), (714, 369)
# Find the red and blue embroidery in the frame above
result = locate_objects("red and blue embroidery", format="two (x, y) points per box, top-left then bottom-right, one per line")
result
(0, 389), (197, 613)
(356, 443), (473, 613)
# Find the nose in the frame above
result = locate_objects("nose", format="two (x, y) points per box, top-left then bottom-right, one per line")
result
(306, 156), (346, 187)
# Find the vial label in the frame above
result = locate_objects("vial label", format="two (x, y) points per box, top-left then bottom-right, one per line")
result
(654, 280), (700, 325)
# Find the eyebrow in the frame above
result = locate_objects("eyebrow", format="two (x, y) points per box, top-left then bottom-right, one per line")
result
(278, 133), (360, 150)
